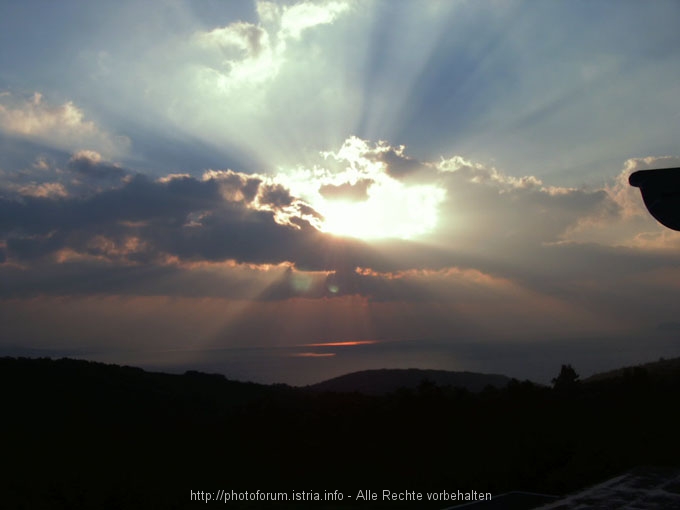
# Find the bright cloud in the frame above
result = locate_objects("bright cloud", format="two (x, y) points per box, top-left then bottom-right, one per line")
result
(275, 137), (445, 239)
(194, 22), (275, 86)
(15, 182), (68, 199)
(560, 156), (680, 249)
(279, 0), (350, 39)
(191, 0), (350, 91)
(0, 92), (130, 157)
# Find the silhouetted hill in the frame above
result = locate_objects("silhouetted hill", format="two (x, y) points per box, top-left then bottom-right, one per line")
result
(584, 356), (680, 383)
(307, 368), (511, 395)
(2, 356), (680, 509)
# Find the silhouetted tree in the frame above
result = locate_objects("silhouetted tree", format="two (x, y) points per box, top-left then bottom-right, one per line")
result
(552, 364), (580, 391)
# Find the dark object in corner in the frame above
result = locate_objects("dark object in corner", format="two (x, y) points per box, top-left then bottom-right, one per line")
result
(629, 167), (680, 231)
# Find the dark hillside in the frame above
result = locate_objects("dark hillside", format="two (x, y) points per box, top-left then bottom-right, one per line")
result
(307, 368), (511, 395)
(2, 356), (679, 509)
(584, 356), (680, 383)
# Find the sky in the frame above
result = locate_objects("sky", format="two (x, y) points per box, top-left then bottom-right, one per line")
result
(1, 0), (680, 385)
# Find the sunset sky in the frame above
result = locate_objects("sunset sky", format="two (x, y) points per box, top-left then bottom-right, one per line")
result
(2, 0), (680, 385)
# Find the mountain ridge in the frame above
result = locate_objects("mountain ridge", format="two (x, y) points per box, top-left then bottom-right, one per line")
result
(583, 356), (680, 383)
(2, 354), (680, 509)
(306, 367), (513, 395)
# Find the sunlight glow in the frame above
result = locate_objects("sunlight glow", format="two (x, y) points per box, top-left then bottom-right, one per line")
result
(319, 181), (444, 240)
(275, 138), (447, 241)
(303, 340), (379, 347)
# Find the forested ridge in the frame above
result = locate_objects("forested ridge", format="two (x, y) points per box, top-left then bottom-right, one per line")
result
(2, 356), (678, 509)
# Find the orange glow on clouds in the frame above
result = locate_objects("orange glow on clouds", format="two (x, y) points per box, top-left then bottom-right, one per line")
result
(302, 340), (379, 347)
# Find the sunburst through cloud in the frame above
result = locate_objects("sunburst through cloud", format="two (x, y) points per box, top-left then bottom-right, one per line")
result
(2, 0), (680, 389)
(4, 1), (680, 505)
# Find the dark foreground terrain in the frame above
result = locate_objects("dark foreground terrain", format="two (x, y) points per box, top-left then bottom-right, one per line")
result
(2, 357), (679, 509)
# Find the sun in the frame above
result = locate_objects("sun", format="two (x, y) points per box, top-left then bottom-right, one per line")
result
(317, 179), (445, 240)
(273, 137), (447, 241)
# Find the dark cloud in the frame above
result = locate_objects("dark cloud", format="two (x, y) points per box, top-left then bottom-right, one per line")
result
(5, 232), (68, 261)
(68, 151), (126, 181)
(432, 163), (613, 249)
(367, 147), (425, 179)
(0, 171), (371, 273)
(319, 179), (372, 201)
(0, 174), (221, 236)
(297, 203), (324, 220)
(0, 163), (664, 302)
(2, 141), (680, 346)
(0, 145), (135, 201)
(205, 170), (262, 203)
(258, 183), (293, 207)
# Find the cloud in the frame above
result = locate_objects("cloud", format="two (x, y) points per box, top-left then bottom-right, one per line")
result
(68, 150), (125, 179)
(201, 169), (262, 203)
(194, 22), (275, 86)
(192, 0), (351, 89)
(2, 134), (680, 350)
(560, 156), (680, 249)
(257, 182), (294, 208)
(0, 168), (343, 270)
(317, 139), (613, 249)
(32, 157), (50, 170)
(15, 182), (68, 199)
(278, 0), (350, 39)
(276, 137), (446, 239)
(318, 136), (434, 184)
(361, 143), (429, 180)
(610, 156), (680, 220)
(91, 0), (358, 170)
(0, 149), (133, 201)
(3, 1), (680, 385)
(319, 178), (372, 201)
(3, 151), (680, 370)
(426, 153), (610, 254)
(0, 92), (130, 157)
(1, 136), (669, 274)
